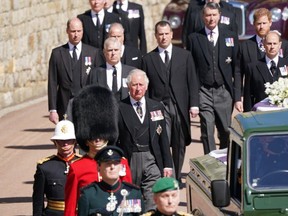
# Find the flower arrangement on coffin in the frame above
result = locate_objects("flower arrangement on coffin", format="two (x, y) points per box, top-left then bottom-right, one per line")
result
(264, 77), (288, 108)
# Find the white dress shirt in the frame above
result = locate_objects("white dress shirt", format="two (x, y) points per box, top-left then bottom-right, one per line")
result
(68, 41), (82, 60)
(91, 9), (105, 26)
(266, 55), (279, 76)
(205, 26), (219, 46)
(106, 62), (122, 91)
(158, 43), (172, 64)
(130, 96), (146, 123)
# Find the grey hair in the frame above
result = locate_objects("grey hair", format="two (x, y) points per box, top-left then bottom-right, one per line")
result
(108, 22), (125, 34)
(103, 37), (122, 50)
(126, 69), (149, 86)
(202, 2), (221, 14)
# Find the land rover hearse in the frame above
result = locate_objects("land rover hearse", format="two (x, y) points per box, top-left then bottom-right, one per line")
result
(186, 110), (288, 215)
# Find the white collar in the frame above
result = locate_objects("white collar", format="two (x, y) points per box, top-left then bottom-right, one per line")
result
(106, 6), (113, 13)
(117, 0), (128, 10)
(106, 62), (121, 70)
(91, 9), (105, 16)
(158, 43), (172, 54)
(205, 26), (219, 36)
(130, 96), (146, 106)
(256, 35), (264, 44)
(68, 41), (82, 50)
(266, 55), (279, 66)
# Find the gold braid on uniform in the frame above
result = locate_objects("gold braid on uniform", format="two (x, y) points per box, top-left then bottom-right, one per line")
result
(37, 155), (56, 165)
(141, 211), (194, 216)
(141, 210), (155, 216)
(176, 211), (194, 216)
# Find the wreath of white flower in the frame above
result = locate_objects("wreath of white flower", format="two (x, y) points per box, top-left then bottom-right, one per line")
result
(265, 78), (288, 108)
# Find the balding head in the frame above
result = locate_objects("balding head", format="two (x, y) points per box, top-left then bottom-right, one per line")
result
(66, 17), (83, 45)
(264, 31), (282, 59)
(108, 23), (125, 44)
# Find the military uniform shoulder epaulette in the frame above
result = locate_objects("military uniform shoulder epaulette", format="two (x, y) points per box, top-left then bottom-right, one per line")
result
(37, 155), (56, 165)
(80, 181), (97, 192)
(177, 211), (194, 216)
(72, 154), (82, 162)
(141, 210), (155, 216)
(122, 181), (140, 189)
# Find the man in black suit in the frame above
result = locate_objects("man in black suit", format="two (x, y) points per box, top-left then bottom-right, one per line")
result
(187, 2), (242, 154)
(78, 0), (128, 49)
(104, 0), (115, 12)
(244, 31), (288, 111)
(117, 69), (173, 212)
(108, 22), (142, 69)
(238, 8), (288, 82)
(48, 17), (104, 124)
(183, 0), (237, 49)
(113, 0), (147, 53)
(87, 37), (135, 101)
(142, 21), (199, 182)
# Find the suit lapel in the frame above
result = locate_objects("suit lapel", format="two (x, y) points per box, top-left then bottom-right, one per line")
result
(98, 66), (109, 88)
(121, 49), (127, 64)
(102, 11), (111, 36)
(85, 11), (97, 35)
(218, 31), (225, 65)
(197, 30), (211, 63)
(277, 57), (287, 77)
(150, 49), (167, 83)
(146, 99), (157, 140)
(80, 44), (87, 86)
(120, 97), (138, 136)
(120, 64), (130, 99)
(170, 46), (177, 80)
(248, 36), (260, 61)
(60, 44), (73, 81)
(257, 59), (272, 83)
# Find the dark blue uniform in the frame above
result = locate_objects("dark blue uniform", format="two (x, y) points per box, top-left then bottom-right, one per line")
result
(32, 154), (80, 216)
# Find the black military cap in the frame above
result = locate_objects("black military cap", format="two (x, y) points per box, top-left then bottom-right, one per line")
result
(95, 146), (124, 163)
(72, 85), (119, 152)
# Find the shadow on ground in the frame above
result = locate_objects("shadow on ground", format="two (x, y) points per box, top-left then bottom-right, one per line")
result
(0, 197), (32, 203)
(23, 128), (53, 133)
(5, 144), (54, 150)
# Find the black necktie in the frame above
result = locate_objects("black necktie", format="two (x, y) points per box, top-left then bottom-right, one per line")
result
(135, 101), (143, 118)
(112, 66), (117, 93)
(270, 60), (277, 78)
(164, 50), (170, 67)
(72, 46), (77, 62)
(95, 14), (100, 29)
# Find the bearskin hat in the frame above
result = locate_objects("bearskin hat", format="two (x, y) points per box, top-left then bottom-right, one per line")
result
(72, 86), (119, 152)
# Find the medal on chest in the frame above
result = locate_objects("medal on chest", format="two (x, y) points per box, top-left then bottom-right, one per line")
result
(106, 192), (118, 211)
(64, 162), (70, 175)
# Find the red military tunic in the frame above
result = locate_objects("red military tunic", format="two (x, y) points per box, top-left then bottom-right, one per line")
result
(64, 154), (132, 216)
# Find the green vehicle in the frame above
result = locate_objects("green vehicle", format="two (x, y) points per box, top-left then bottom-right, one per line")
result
(186, 110), (288, 216)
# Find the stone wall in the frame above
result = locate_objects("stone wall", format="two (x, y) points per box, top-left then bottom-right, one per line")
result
(0, 0), (169, 110)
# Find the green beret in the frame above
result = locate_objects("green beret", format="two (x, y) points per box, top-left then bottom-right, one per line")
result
(95, 146), (124, 163)
(152, 177), (179, 193)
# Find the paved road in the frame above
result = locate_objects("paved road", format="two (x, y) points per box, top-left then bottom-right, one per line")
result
(0, 98), (204, 216)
